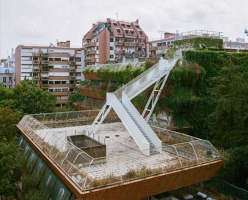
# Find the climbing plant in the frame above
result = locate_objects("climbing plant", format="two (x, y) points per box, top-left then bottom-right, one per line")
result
(174, 37), (223, 49)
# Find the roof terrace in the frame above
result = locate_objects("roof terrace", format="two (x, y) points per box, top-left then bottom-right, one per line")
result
(17, 110), (223, 200)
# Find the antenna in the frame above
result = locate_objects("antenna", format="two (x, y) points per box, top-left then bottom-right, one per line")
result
(158, 30), (164, 39)
(116, 13), (119, 20)
(245, 28), (248, 36)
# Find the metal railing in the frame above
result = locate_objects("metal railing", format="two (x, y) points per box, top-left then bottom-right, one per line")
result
(18, 110), (221, 191)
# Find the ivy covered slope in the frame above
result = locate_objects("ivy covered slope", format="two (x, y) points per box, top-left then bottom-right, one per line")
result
(174, 37), (223, 49)
(80, 60), (156, 100)
(81, 59), (206, 131)
(184, 50), (248, 189)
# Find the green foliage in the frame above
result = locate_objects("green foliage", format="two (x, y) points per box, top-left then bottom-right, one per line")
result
(217, 146), (248, 190)
(98, 65), (146, 83)
(22, 175), (49, 200)
(68, 91), (85, 103)
(80, 80), (91, 86)
(198, 55), (248, 190)
(0, 141), (24, 196)
(0, 107), (22, 142)
(0, 84), (16, 109)
(13, 79), (56, 114)
(83, 62), (156, 83)
(208, 58), (248, 148)
(174, 37), (223, 49)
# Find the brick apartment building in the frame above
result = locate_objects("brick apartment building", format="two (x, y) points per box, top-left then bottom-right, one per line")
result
(82, 18), (148, 65)
(15, 41), (84, 106)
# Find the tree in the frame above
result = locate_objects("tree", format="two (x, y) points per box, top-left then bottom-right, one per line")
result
(0, 84), (16, 109)
(218, 146), (248, 189)
(208, 58), (248, 189)
(13, 80), (56, 114)
(208, 58), (248, 148)
(0, 141), (24, 196)
(0, 107), (22, 142)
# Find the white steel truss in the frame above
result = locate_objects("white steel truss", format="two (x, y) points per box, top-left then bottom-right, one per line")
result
(86, 104), (112, 136)
(142, 73), (170, 122)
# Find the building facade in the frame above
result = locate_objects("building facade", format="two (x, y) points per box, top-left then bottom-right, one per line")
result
(15, 41), (84, 106)
(0, 67), (15, 88)
(149, 30), (222, 57)
(224, 38), (248, 50)
(82, 18), (148, 66)
(0, 49), (15, 88)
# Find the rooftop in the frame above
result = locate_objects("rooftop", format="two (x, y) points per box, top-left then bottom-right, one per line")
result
(18, 110), (222, 194)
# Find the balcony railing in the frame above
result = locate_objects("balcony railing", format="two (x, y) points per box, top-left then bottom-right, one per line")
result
(85, 42), (96, 48)
(42, 60), (49, 64)
(32, 60), (40, 64)
(32, 76), (39, 80)
(70, 67), (76, 72)
(114, 50), (125, 54)
(124, 42), (136, 47)
(115, 41), (123, 46)
(86, 50), (96, 55)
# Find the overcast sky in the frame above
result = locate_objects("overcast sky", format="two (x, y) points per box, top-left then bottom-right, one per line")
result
(0, 0), (247, 58)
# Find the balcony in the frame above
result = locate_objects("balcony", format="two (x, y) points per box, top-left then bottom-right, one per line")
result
(41, 68), (49, 72)
(69, 61), (76, 65)
(32, 52), (41, 56)
(85, 42), (96, 48)
(41, 76), (49, 80)
(41, 84), (49, 88)
(138, 43), (145, 47)
(32, 60), (40, 64)
(32, 76), (39, 80)
(41, 60), (49, 64)
(124, 42), (136, 47)
(85, 50), (96, 55)
(85, 58), (96, 63)
(114, 50), (125, 54)
(115, 41), (123, 46)
(69, 67), (76, 72)
(70, 76), (76, 80)
(41, 53), (49, 57)
(32, 68), (40, 72)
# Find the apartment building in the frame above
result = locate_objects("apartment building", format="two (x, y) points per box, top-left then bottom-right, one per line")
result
(224, 38), (248, 50)
(0, 67), (14, 88)
(149, 30), (222, 57)
(82, 18), (148, 65)
(0, 50), (15, 88)
(15, 41), (84, 106)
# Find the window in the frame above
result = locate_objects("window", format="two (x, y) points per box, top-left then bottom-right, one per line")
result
(110, 47), (114, 50)
(110, 38), (114, 42)
(3, 77), (6, 83)
(9, 77), (12, 83)
(110, 55), (114, 58)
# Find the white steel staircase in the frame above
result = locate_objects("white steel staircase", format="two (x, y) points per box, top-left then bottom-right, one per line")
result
(86, 50), (182, 156)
